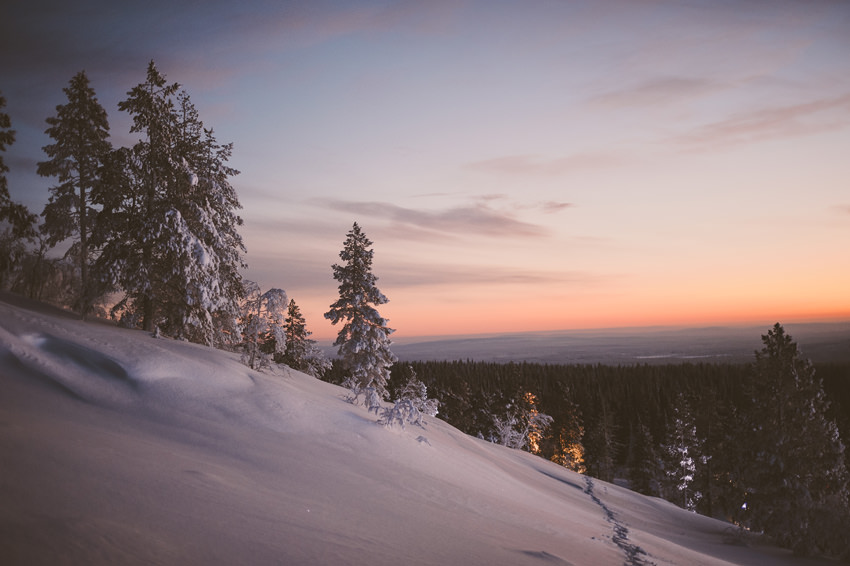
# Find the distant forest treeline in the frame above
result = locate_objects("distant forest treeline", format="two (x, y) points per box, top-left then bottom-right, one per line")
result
(325, 353), (850, 556)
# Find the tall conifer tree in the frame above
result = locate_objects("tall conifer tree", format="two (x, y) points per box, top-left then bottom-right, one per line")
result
(281, 299), (330, 378)
(0, 92), (36, 239)
(96, 61), (245, 345)
(97, 60), (180, 332)
(741, 323), (849, 555)
(661, 393), (703, 511)
(0, 92), (37, 289)
(584, 403), (619, 483)
(626, 420), (660, 496)
(325, 222), (396, 399)
(38, 71), (111, 315)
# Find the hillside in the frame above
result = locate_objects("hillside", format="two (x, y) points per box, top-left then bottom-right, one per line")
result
(0, 294), (833, 565)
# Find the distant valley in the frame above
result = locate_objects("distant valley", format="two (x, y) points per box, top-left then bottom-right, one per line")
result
(388, 322), (850, 364)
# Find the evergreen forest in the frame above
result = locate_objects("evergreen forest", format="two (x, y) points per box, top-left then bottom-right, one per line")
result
(325, 340), (850, 557)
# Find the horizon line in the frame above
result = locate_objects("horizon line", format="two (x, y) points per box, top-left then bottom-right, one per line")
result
(317, 316), (850, 345)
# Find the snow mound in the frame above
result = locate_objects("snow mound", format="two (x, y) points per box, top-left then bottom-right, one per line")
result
(0, 293), (829, 565)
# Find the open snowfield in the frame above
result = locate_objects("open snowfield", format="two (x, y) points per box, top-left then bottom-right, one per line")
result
(0, 293), (833, 565)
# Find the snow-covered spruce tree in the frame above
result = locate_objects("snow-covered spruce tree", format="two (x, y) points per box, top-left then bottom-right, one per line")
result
(324, 222), (396, 400)
(280, 299), (330, 378)
(0, 92), (37, 284)
(739, 323), (849, 556)
(95, 61), (245, 345)
(94, 61), (179, 332)
(490, 390), (553, 453)
(169, 100), (246, 345)
(396, 366), (439, 417)
(37, 71), (112, 316)
(379, 366), (433, 429)
(661, 393), (704, 511)
(90, 146), (140, 324)
(239, 281), (287, 371)
(103, 61), (179, 331)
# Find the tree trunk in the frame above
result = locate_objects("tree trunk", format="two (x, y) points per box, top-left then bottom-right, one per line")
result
(143, 294), (154, 332)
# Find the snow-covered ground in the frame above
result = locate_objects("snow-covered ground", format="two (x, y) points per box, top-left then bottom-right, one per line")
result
(0, 293), (831, 565)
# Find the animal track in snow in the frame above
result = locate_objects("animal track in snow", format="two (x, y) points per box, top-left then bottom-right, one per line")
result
(584, 476), (653, 566)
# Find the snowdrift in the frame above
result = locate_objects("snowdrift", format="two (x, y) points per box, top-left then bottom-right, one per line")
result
(0, 293), (828, 565)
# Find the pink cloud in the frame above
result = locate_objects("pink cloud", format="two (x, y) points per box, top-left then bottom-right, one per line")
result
(378, 261), (604, 289)
(672, 93), (850, 150)
(540, 201), (574, 214)
(314, 197), (550, 238)
(589, 76), (725, 108)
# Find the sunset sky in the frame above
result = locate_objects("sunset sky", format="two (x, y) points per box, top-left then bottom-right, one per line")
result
(3, 0), (849, 341)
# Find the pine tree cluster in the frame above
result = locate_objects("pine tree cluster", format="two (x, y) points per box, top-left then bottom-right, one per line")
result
(1, 64), (331, 380)
(1, 64), (246, 345)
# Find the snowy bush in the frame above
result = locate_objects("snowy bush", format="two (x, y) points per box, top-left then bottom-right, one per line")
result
(396, 367), (439, 418)
(490, 414), (525, 449)
(374, 367), (440, 430)
(347, 369), (438, 430)
(347, 385), (382, 415)
(379, 399), (424, 429)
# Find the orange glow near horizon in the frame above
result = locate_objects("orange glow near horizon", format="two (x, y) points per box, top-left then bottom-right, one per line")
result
(306, 285), (850, 341)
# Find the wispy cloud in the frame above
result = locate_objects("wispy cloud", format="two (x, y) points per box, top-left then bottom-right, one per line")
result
(313, 197), (552, 238)
(378, 261), (604, 289)
(589, 76), (725, 108)
(466, 152), (625, 177)
(671, 93), (850, 151)
(540, 201), (574, 213)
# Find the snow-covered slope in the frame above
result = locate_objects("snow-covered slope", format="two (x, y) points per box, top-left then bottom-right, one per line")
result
(0, 294), (828, 565)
